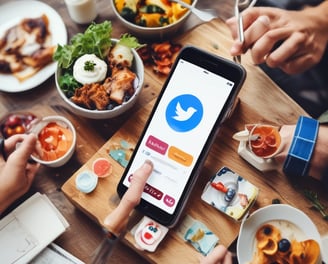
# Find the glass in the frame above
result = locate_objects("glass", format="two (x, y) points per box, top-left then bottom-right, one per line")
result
(64, 0), (97, 24)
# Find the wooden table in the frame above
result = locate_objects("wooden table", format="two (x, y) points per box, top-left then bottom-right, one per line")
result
(1, 0), (327, 263)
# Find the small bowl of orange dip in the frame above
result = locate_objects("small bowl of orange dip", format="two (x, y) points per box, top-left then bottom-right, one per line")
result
(30, 115), (76, 167)
(246, 124), (281, 159)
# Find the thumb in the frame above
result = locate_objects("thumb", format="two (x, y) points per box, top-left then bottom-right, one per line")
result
(6, 134), (37, 166)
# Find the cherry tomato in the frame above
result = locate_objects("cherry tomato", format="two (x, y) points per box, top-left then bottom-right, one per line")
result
(4, 127), (14, 137)
(1, 113), (37, 138)
(6, 114), (22, 127)
(15, 125), (25, 134)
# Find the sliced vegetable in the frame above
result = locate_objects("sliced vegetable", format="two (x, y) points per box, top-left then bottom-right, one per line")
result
(121, 7), (137, 22)
(139, 5), (165, 14)
(37, 122), (73, 161)
(114, 0), (191, 28)
(138, 13), (169, 27)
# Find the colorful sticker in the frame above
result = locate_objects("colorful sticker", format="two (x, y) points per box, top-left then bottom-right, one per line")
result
(201, 167), (259, 221)
(131, 216), (169, 252)
(176, 215), (219, 256)
(109, 140), (134, 168)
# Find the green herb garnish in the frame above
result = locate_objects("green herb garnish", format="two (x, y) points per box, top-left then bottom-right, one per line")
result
(304, 189), (328, 220)
(84, 60), (96, 71)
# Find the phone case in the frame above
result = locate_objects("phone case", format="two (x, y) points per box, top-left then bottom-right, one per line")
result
(201, 167), (259, 221)
(117, 46), (246, 227)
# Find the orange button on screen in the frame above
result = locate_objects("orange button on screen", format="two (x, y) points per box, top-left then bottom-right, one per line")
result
(168, 146), (193, 166)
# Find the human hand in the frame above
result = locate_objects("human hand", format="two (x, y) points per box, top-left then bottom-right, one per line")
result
(199, 245), (232, 264)
(226, 4), (328, 74)
(0, 133), (40, 212)
(104, 160), (153, 236)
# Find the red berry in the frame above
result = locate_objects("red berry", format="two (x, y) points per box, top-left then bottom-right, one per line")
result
(6, 115), (22, 127)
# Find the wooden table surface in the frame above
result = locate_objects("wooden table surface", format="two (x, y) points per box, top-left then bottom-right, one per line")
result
(1, 0), (327, 263)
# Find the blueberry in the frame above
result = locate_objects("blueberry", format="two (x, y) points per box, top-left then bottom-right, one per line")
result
(263, 226), (272, 235)
(107, 103), (116, 110)
(278, 238), (291, 252)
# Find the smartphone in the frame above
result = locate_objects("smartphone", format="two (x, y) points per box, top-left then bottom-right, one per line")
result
(117, 46), (246, 227)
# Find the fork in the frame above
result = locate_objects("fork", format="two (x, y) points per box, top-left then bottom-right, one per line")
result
(169, 0), (217, 22)
(233, 0), (245, 63)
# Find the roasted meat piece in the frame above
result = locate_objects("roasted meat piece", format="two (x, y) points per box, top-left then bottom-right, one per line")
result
(103, 66), (136, 104)
(0, 14), (54, 81)
(71, 83), (110, 110)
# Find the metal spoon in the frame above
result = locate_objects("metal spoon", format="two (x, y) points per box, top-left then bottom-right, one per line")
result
(169, 0), (217, 22)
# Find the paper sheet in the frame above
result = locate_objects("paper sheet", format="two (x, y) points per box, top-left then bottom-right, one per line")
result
(0, 193), (69, 264)
(31, 243), (85, 264)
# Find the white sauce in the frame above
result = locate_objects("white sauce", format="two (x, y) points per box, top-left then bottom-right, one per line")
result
(73, 54), (107, 84)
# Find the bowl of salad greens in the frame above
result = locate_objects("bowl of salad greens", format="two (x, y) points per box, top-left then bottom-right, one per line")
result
(53, 21), (144, 119)
(111, 0), (197, 40)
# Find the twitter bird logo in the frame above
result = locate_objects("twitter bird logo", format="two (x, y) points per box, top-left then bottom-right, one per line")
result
(173, 102), (197, 121)
(166, 94), (203, 132)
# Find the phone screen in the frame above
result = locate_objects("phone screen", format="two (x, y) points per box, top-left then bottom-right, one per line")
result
(118, 46), (245, 226)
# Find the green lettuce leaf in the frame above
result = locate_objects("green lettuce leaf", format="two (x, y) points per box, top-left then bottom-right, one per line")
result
(53, 21), (113, 69)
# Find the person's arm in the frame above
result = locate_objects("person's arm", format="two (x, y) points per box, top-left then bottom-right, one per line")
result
(275, 122), (328, 183)
(226, 2), (328, 74)
(0, 134), (40, 213)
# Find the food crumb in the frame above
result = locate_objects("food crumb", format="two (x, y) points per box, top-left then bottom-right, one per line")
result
(212, 43), (219, 50)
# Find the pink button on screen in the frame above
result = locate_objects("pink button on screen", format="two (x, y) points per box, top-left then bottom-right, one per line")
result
(146, 135), (168, 155)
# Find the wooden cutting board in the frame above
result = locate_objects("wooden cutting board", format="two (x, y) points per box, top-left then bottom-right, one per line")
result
(62, 18), (326, 264)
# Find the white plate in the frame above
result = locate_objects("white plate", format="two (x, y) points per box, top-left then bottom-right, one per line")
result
(237, 204), (323, 263)
(0, 0), (67, 93)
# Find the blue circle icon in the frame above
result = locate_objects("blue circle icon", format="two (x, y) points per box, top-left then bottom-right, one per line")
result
(165, 94), (203, 132)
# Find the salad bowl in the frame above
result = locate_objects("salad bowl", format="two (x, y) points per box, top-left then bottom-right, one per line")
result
(54, 21), (144, 119)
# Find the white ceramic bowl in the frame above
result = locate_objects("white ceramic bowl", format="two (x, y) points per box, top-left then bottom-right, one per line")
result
(237, 204), (323, 263)
(55, 39), (144, 119)
(110, 0), (197, 39)
(30, 115), (77, 168)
